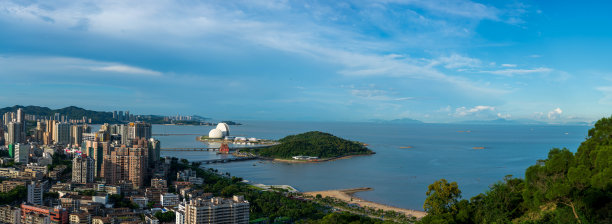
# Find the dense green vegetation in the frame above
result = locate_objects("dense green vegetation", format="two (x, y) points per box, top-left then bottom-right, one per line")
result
(0, 186), (27, 204)
(299, 212), (397, 224)
(248, 131), (374, 159)
(154, 211), (176, 222)
(109, 194), (140, 209)
(418, 116), (612, 224)
(167, 158), (392, 223)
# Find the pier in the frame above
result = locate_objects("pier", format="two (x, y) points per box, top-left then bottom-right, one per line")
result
(161, 147), (220, 151)
(194, 156), (259, 164)
(161, 144), (276, 151)
(152, 133), (204, 136)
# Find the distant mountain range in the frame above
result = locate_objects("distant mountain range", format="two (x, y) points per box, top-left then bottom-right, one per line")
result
(0, 105), (120, 123)
(0, 105), (208, 124)
(370, 118), (424, 124)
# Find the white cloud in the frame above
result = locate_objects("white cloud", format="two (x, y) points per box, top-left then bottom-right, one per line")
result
(455, 105), (495, 116)
(436, 54), (481, 69)
(497, 112), (511, 119)
(91, 65), (161, 76)
(501, 64), (517, 67)
(547, 107), (562, 120)
(382, 0), (500, 20)
(480, 67), (552, 76)
(350, 89), (414, 101)
(0, 55), (163, 78)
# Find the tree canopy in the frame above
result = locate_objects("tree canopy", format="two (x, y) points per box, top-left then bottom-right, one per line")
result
(250, 131), (374, 159)
(418, 116), (612, 224)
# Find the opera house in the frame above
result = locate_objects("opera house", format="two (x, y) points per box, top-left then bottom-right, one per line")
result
(208, 122), (230, 139)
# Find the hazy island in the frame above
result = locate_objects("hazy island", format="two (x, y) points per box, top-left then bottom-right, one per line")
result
(245, 131), (374, 162)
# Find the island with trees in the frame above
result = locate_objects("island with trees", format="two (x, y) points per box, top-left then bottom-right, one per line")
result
(244, 131), (374, 162)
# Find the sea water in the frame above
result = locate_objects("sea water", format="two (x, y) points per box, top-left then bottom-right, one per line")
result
(154, 121), (590, 210)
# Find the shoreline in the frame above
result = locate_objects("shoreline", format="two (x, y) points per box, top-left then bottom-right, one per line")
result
(303, 188), (427, 219)
(270, 153), (375, 163)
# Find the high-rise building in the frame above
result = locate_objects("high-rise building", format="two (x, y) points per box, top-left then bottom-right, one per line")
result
(6, 122), (22, 145)
(34, 122), (45, 143)
(52, 123), (70, 145)
(148, 138), (161, 165)
(83, 140), (108, 178)
(102, 140), (149, 189)
(72, 155), (94, 184)
(70, 125), (83, 147)
(16, 108), (25, 139)
(43, 120), (55, 145)
(184, 196), (249, 224)
(27, 181), (44, 205)
(2, 112), (13, 127)
(127, 122), (151, 142)
(14, 143), (30, 164)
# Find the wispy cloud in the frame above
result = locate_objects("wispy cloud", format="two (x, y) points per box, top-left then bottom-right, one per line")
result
(454, 105), (495, 117)
(435, 54), (481, 69)
(91, 65), (161, 76)
(350, 89), (414, 101)
(479, 67), (552, 76)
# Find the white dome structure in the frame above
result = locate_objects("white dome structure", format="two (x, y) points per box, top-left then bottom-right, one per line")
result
(208, 129), (224, 139)
(216, 123), (230, 136)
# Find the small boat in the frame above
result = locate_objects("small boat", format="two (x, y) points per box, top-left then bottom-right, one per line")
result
(252, 163), (257, 166)
(399, 146), (413, 149)
(473, 147), (485, 150)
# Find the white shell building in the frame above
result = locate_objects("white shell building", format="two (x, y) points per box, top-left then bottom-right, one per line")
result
(208, 129), (224, 139)
(216, 123), (230, 136)
(208, 123), (230, 139)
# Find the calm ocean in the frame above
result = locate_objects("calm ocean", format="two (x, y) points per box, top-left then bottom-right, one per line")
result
(153, 121), (590, 210)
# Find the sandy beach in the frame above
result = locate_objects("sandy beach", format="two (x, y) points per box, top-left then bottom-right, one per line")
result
(303, 188), (427, 219)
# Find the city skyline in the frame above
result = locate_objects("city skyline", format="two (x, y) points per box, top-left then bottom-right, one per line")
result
(1, 0), (612, 123)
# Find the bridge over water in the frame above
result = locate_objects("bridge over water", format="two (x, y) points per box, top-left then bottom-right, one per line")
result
(161, 144), (276, 151)
(193, 156), (259, 164)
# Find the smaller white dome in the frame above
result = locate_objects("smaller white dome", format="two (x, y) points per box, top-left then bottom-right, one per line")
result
(216, 123), (230, 136)
(208, 129), (223, 139)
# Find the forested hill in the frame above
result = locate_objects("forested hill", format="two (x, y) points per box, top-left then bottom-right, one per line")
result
(0, 105), (118, 123)
(253, 131), (374, 159)
(418, 116), (612, 224)
(0, 105), (166, 124)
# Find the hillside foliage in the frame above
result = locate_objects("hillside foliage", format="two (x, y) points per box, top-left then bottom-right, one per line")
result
(418, 116), (612, 224)
(250, 131), (374, 159)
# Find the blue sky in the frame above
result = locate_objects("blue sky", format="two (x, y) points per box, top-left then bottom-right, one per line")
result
(0, 0), (611, 123)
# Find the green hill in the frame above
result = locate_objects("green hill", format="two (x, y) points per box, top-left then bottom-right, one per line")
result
(0, 105), (118, 123)
(0, 105), (169, 124)
(252, 131), (374, 159)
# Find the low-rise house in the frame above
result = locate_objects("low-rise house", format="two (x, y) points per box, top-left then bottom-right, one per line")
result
(0, 205), (21, 224)
(160, 193), (179, 207)
(0, 180), (26, 192)
(144, 214), (158, 224)
(69, 212), (90, 224)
